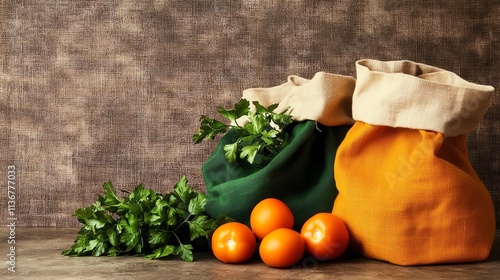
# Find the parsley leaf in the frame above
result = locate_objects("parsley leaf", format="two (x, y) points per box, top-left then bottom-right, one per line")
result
(217, 98), (250, 123)
(193, 98), (293, 165)
(62, 176), (231, 261)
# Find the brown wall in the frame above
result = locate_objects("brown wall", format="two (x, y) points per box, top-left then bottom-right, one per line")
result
(1, 0), (499, 227)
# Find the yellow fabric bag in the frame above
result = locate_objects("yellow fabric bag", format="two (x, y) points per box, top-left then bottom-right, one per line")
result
(332, 59), (496, 265)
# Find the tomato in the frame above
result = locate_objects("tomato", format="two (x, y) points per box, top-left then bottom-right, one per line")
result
(259, 228), (305, 268)
(300, 212), (349, 261)
(211, 222), (257, 263)
(250, 198), (294, 240)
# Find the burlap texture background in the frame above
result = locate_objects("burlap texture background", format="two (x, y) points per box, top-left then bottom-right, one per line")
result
(1, 0), (499, 227)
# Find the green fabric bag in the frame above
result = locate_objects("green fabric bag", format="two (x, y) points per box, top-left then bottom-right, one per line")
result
(201, 72), (356, 230)
(203, 121), (351, 230)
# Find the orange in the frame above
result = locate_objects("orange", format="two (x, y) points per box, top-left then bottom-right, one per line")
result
(211, 222), (257, 263)
(250, 198), (294, 240)
(300, 212), (349, 261)
(259, 228), (305, 268)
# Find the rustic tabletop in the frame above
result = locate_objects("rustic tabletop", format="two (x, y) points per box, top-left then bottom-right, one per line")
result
(2, 228), (499, 280)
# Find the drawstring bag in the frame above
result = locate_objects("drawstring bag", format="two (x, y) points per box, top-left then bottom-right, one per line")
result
(203, 72), (355, 230)
(332, 59), (496, 265)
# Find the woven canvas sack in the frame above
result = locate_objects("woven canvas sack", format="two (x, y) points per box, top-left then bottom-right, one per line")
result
(203, 72), (355, 230)
(332, 59), (496, 265)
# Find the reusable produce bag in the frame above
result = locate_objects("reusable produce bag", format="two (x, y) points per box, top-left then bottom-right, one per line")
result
(332, 59), (496, 265)
(203, 72), (355, 230)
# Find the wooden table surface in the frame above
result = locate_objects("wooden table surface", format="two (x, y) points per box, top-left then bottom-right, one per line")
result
(2, 228), (499, 280)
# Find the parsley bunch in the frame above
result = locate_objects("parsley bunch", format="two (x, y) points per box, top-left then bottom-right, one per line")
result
(62, 176), (229, 261)
(193, 98), (294, 165)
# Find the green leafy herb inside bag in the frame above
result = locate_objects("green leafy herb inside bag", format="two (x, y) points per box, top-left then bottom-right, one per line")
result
(193, 98), (293, 166)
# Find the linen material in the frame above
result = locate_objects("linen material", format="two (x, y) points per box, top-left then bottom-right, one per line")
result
(333, 59), (496, 265)
(3, 1), (499, 229)
(352, 59), (494, 137)
(204, 121), (350, 231)
(242, 72), (356, 126)
(333, 124), (496, 265)
(203, 72), (355, 230)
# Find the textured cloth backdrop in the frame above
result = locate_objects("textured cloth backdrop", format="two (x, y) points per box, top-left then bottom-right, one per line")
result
(1, 0), (499, 227)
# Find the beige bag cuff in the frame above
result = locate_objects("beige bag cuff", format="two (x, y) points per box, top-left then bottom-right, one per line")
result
(241, 72), (356, 126)
(352, 59), (494, 137)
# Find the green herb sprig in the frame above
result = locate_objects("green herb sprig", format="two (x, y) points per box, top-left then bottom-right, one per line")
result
(62, 176), (231, 261)
(193, 98), (294, 165)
